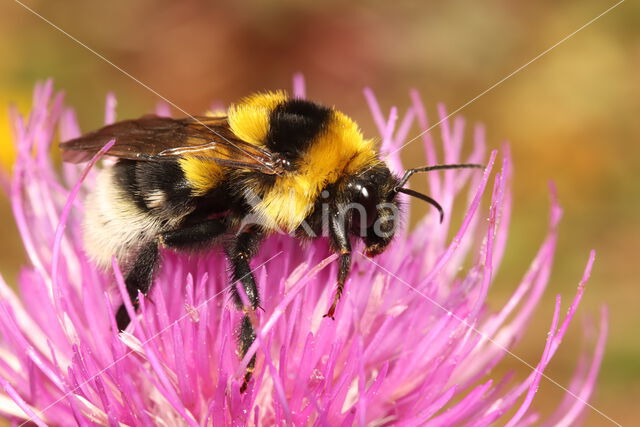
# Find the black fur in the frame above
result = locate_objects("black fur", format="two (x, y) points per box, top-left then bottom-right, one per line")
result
(161, 218), (227, 250)
(113, 159), (148, 211)
(113, 159), (193, 214)
(137, 160), (192, 215)
(266, 99), (331, 161)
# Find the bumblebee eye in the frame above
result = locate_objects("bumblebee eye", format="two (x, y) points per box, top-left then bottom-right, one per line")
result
(352, 183), (377, 229)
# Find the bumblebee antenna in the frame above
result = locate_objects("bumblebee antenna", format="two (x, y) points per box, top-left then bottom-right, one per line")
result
(393, 163), (483, 223)
(396, 188), (445, 223)
(395, 163), (484, 190)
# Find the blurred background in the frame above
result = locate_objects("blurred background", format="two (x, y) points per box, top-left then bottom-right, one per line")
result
(0, 0), (638, 424)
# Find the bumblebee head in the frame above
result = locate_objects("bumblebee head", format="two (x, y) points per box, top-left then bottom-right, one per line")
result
(338, 163), (402, 257)
(338, 162), (484, 257)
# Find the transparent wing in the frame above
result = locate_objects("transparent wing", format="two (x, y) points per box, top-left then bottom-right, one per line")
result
(60, 115), (284, 175)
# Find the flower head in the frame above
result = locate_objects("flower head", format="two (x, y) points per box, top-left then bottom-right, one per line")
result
(0, 78), (606, 425)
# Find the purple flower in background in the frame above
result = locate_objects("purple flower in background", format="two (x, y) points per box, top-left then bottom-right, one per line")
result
(0, 78), (607, 426)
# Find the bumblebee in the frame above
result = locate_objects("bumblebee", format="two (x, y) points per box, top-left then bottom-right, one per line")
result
(61, 91), (481, 391)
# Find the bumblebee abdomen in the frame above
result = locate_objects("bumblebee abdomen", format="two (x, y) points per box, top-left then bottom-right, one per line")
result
(84, 168), (170, 268)
(114, 160), (197, 215)
(84, 160), (202, 268)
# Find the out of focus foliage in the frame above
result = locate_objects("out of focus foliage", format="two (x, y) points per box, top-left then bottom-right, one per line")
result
(1, 1), (638, 424)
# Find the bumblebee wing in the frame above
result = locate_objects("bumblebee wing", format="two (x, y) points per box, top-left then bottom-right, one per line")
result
(60, 115), (282, 175)
(60, 115), (193, 161)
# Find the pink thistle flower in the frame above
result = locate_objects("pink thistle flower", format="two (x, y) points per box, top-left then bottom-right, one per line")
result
(0, 78), (608, 426)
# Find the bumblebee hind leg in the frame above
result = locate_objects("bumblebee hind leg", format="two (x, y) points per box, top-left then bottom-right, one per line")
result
(116, 241), (159, 330)
(239, 315), (257, 392)
(115, 218), (228, 330)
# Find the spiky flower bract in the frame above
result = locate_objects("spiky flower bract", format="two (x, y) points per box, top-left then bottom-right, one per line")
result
(0, 79), (606, 426)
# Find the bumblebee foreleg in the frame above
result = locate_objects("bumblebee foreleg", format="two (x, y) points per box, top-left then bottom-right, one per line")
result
(225, 225), (265, 393)
(324, 213), (352, 319)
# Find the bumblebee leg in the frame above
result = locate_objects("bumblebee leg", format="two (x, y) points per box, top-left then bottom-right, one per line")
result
(160, 218), (227, 249)
(226, 226), (265, 310)
(116, 241), (159, 330)
(324, 214), (352, 319)
(225, 226), (265, 392)
(115, 219), (228, 331)
(239, 314), (256, 393)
